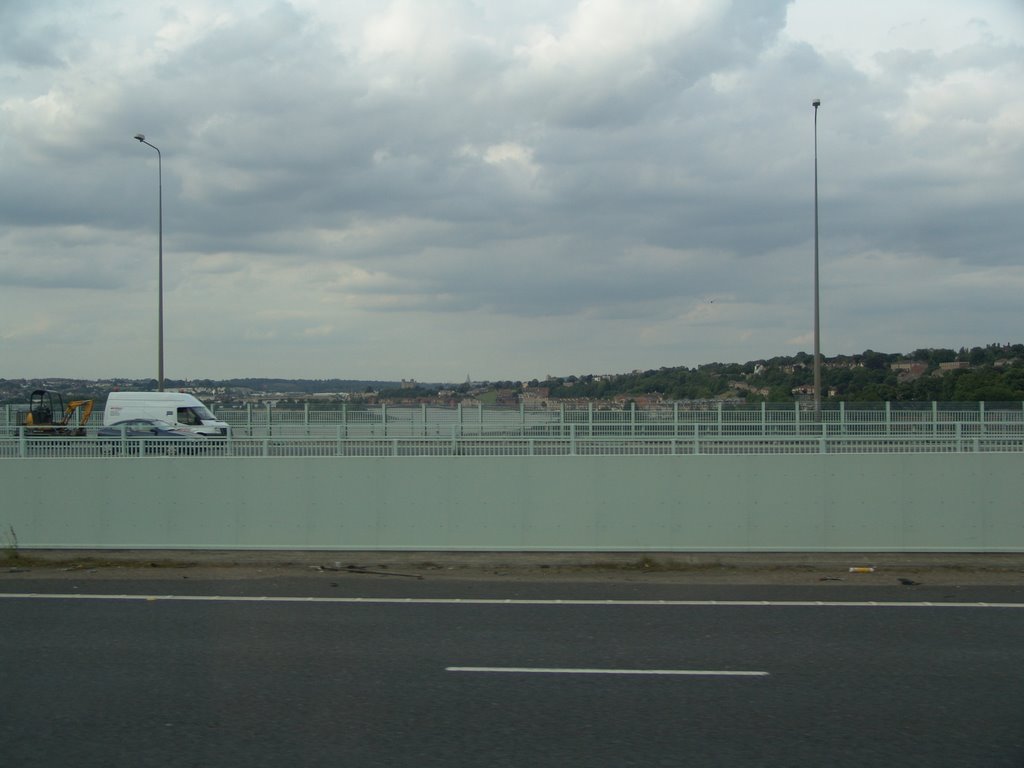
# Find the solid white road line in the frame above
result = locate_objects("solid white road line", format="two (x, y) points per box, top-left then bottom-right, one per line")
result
(0, 593), (1023, 608)
(446, 666), (769, 676)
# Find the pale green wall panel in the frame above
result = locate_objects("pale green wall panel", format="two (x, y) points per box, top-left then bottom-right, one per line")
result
(2, 454), (1022, 551)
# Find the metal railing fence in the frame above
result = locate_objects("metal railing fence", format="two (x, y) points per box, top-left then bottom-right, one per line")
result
(202, 401), (1024, 438)
(4, 400), (1024, 434)
(3, 401), (1024, 458)
(2, 424), (1022, 458)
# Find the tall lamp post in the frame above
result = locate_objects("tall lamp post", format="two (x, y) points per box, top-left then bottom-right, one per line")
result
(133, 134), (164, 392)
(811, 99), (821, 413)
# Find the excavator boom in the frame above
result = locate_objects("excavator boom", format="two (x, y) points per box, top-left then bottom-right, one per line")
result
(65, 399), (94, 427)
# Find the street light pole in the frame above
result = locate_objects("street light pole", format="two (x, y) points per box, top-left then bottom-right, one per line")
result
(133, 134), (164, 392)
(812, 99), (821, 413)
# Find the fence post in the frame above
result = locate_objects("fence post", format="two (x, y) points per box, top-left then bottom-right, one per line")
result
(18, 426), (26, 458)
(980, 401), (987, 437)
(820, 421), (827, 454)
(693, 423), (700, 455)
(570, 424), (577, 455)
(588, 401), (594, 437)
(932, 401), (938, 437)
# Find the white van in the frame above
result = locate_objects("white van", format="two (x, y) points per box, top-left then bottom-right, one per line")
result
(103, 391), (230, 436)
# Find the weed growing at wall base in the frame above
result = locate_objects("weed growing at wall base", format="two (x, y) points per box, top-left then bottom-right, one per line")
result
(2, 525), (19, 562)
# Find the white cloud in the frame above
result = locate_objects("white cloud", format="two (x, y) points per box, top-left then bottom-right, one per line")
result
(0, 0), (1022, 381)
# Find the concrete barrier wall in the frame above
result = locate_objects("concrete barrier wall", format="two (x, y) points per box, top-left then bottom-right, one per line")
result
(2, 454), (1022, 551)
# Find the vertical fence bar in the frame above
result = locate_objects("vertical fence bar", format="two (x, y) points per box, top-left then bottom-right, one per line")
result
(980, 401), (987, 437)
(588, 401), (594, 437)
(932, 401), (938, 437)
(570, 424), (577, 455)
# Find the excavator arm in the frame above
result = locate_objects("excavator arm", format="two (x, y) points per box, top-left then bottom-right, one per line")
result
(64, 400), (94, 428)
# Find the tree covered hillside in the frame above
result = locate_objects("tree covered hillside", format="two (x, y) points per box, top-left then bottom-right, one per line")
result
(541, 344), (1024, 403)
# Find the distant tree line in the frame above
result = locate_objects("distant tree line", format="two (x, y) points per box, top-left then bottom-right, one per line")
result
(4, 344), (1024, 406)
(541, 344), (1024, 403)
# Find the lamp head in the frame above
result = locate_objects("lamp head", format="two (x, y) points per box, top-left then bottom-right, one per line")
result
(134, 133), (146, 142)
(812, 99), (821, 108)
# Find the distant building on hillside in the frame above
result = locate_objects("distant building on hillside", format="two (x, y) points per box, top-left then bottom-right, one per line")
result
(891, 361), (928, 381)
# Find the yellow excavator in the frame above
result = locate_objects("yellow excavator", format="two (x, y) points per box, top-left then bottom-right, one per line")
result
(21, 389), (94, 436)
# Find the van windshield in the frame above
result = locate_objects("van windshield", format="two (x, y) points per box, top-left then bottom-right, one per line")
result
(177, 406), (214, 425)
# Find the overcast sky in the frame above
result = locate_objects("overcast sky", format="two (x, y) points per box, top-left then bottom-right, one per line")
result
(2, 0), (1022, 383)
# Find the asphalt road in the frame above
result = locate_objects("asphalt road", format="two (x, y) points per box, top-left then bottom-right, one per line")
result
(2, 575), (1024, 768)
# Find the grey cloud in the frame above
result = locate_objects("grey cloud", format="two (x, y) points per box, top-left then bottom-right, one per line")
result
(0, 3), (69, 69)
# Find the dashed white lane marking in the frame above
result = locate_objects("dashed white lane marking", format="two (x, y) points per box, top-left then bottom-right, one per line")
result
(0, 593), (1023, 608)
(447, 666), (769, 677)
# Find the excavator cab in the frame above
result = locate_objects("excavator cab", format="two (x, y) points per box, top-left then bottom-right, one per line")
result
(23, 389), (94, 436)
